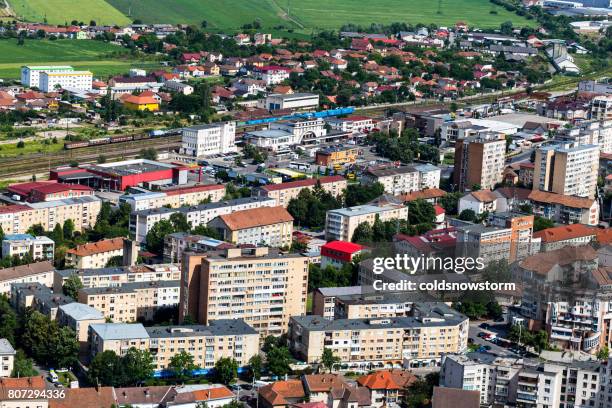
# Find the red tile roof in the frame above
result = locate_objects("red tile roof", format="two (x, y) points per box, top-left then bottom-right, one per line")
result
(357, 371), (402, 390)
(322, 241), (365, 255)
(66, 237), (124, 257)
(217, 206), (293, 230)
(533, 224), (597, 243)
(259, 380), (305, 406)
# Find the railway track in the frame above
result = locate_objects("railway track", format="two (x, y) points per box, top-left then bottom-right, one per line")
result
(0, 136), (182, 179)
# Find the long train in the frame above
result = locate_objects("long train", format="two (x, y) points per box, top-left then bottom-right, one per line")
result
(63, 128), (183, 150)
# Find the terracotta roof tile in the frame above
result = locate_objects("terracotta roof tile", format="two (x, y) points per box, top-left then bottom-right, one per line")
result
(49, 386), (115, 408)
(0, 376), (45, 400)
(470, 190), (497, 203)
(519, 245), (597, 276)
(217, 206), (293, 230)
(259, 380), (305, 406)
(357, 371), (402, 390)
(66, 238), (124, 257)
(432, 386), (479, 408)
(528, 190), (595, 209)
(397, 188), (446, 202)
(533, 224), (597, 243)
(261, 176), (345, 192)
(0, 261), (54, 282)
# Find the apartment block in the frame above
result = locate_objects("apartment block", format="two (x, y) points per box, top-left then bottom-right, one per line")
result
(39, 70), (93, 92)
(179, 247), (308, 338)
(119, 184), (226, 211)
(208, 206), (294, 248)
(0, 339), (15, 377)
(65, 237), (125, 269)
(591, 96), (612, 121)
(181, 122), (237, 157)
(289, 303), (469, 369)
(528, 190), (600, 226)
(57, 302), (105, 343)
(0, 261), (55, 295)
(53, 263), (180, 292)
(256, 176), (347, 208)
(453, 132), (506, 191)
(21, 65), (74, 88)
(77, 280), (180, 323)
(10, 282), (71, 320)
(1, 234), (54, 262)
(534, 142), (599, 199)
(362, 165), (441, 195)
(314, 146), (360, 167)
(88, 319), (259, 371)
(145, 320), (259, 370)
(130, 196), (276, 243)
(554, 120), (612, 154)
(0, 196), (101, 235)
(440, 353), (603, 408)
(325, 203), (409, 242)
(488, 212), (539, 263)
(534, 224), (597, 252)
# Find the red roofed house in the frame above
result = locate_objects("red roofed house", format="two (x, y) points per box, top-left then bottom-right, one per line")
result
(321, 241), (367, 269)
(8, 181), (94, 203)
(122, 94), (160, 111)
(434, 204), (446, 227)
(259, 380), (306, 408)
(257, 65), (291, 85)
(534, 224), (598, 252)
(351, 38), (373, 52)
(357, 370), (417, 408)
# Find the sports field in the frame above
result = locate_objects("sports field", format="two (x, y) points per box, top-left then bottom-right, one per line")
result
(9, 0), (131, 25)
(9, 0), (533, 29)
(0, 39), (159, 78)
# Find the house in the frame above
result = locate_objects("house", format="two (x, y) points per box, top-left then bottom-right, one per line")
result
(122, 94), (160, 111)
(357, 370), (417, 408)
(320, 241), (367, 269)
(534, 224), (598, 251)
(458, 190), (499, 215)
(65, 237), (126, 269)
(431, 387), (480, 408)
(259, 380), (306, 408)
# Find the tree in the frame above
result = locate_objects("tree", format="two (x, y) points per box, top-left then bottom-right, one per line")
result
(62, 275), (83, 300)
(351, 222), (373, 243)
(0, 225), (4, 243)
(320, 348), (341, 373)
(345, 183), (385, 207)
(214, 357), (238, 385)
(170, 213), (191, 232)
(266, 346), (292, 377)
(191, 225), (221, 240)
(63, 219), (75, 240)
(458, 209), (477, 223)
(50, 326), (79, 368)
(534, 216), (554, 231)
(597, 346), (609, 361)
(21, 310), (53, 364)
(407, 199), (435, 226)
(50, 223), (64, 246)
(11, 350), (37, 377)
(438, 192), (462, 215)
(532, 330), (549, 354)
(248, 354), (262, 380)
(146, 219), (175, 254)
(486, 301), (503, 320)
(169, 351), (197, 381)
(121, 348), (155, 386)
(0, 295), (18, 345)
(89, 350), (123, 386)
(139, 148), (158, 161)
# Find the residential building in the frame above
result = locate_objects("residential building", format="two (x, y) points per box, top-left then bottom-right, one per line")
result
(179, 247), (308, 338)
(320, 241), (367, 269)
(39, 70), (93, 92)
(21, 65), (74, 88)
(301, 373), (372, 408)
(256, 176), (346, 207)
(327, 116), (376, 134)
(431, 387), (480, 408)
(208, 206), (294, 248)
(0, 196), (102, 234)
(65, 237), (125, 269)
(145, 320), (259, 371)
(119, 184), (226, 211)
(244, 118), (327, 151)
(591, 96), (612, 121)
(357, 370), (417, 408)
(534, 224), (598, 251)
(263, 93), (320, 111)
(57, 302), (105, 343)
(289, 303), (469, 369)
(0, 261), (55, 295)
(458, 190), (499, 215)
(453, 133), (506, 191)
(528, 190), (600, 226)
(488, 212), (540, 263)
(312, 286), (363, 320)
(0, 376), (47, 408)
(88, 322), (150, 358)
(325, 202), (408, 242)
(121, 94), (160, 111)
(77, 280), (180, 322)
(163, 232), (235, 263)
(534, 142), (599, 198)
(393, 227), (457, 259)
(554, 120), (612, 154)
(0, 339), (15, 377)
(455, 224), (512, 265)
(130, 196), (276, 243)
(440, 352), (604, 408)
(10, 282), (71, 320)
(113, 384), (235, 408)
(258, 380), (306, 408)
(315, 146), (360, 167)
(164, 80), (194, 95)
(53, 263), (180, 293)
(1, 234), (54, 262)
(256, 66), (291, 85)
(362, 165), (440, 195)
(181, 122), (237, 157)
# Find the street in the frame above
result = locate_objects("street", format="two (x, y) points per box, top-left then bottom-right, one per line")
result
(467, 315), (522, 358)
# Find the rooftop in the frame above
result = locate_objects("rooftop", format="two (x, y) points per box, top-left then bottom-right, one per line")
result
(0, 261), (54, 282)
(66, 237), (124, 257)
(534, 224), (598, 243)
(80, 280), (179, 295)
(90, 323), (150, 340)
(0, 338), (15, 355)
(217, 206), (293, 230)
(58, 302), (104, 321)
(146, 319), (257, 338)
(260, 176), (344, 192)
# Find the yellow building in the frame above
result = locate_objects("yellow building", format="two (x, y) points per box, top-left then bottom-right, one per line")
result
(315, 146), (360, 167)
(122, 95), (160, 111)
(257, 175), (347, 207)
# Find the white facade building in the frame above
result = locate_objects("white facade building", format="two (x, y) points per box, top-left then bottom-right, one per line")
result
(20, 65), (74, 89)
(181, 121), (237, 157)
(39, 70), (93, 92)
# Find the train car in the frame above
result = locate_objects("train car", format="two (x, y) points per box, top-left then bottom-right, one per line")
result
(110, 135), (134, 143)
(89, 137), (111, 146)
(64, 141), (90, 150)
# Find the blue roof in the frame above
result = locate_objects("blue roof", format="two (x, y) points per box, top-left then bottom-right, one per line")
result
(3, 234), (35, 241)
(90, 323), (149, 340)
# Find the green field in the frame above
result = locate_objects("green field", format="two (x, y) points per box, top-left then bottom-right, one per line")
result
(9, 0), (533, 30)
(0, 39), (160, 78)
(9, 0), (131, 25)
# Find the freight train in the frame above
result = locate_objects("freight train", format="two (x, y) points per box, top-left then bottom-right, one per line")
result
(63, 128), (183, 150)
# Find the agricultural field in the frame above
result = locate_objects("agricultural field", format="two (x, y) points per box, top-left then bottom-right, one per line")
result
(0, 39), (161, 79)
(8, 0), (131, 25)
(10, 0), (533, 30)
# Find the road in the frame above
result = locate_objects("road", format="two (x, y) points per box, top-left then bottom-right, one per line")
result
(468, 315), (522, 358)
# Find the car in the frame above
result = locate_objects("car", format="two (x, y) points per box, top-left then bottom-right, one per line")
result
(240, 396), (250, 402)
(479, 323), (490, 329)
(241, 384), (253, 390)
(477, 332), (488, 338)
(468, 337), (475, 343)
(230, 385), (241, 391)
(483, 345), (492, 350)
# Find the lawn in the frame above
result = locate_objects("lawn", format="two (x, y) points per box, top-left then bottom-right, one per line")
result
(8, 0), (131, 25)
(106, 0), (532, 29)
(0, 39), (161, 79)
